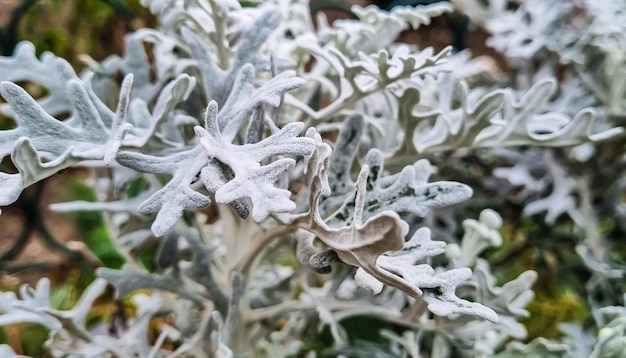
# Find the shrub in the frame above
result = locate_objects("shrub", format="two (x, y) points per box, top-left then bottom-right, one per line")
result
(0, 0), (625, 356)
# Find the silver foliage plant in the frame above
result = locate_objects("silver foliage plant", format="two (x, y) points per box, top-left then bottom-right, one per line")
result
(0, 0), (625, 356)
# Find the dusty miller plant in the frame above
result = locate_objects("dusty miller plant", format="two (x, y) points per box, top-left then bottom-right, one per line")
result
(0, 0), (625, 356)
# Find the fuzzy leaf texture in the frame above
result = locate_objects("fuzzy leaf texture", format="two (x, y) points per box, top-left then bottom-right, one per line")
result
(414, 74), (623, 152)
(195, 100), (315, 222)
(324, 115), (473, 226)
(0, 73), (133, 206)
(319, 3), (452, 54)
(111, 63), (310, 235)
(287, 42), (450, 121)
(296, 143), (496, 321)
(0, 278), (160, 356)
(0, 42), (79, 116)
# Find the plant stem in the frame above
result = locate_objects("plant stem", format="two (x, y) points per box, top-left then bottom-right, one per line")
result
(207, 0), (231, 69)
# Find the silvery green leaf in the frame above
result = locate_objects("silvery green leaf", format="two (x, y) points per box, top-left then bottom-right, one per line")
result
(94, 33), (164, 102)
(157, 233), (180, 270)
(195, 101), (315, 222)
(486, 0), (576, 61)
(49, 311), (156, 358)
(117, 229), (156, 251)
(476, 79), (622, 147)
(245, 102), (266, 145)
(180, 26), (229, 106)
(136, 157), (210, 231)
(297, 162), (494, 321)
(320, 3), (451, 54)
(591, 316), (626, 357)
(200, 160), (250, 219)
(586, 298), (626, 358)
(394, 86), (422, 155)
(547, 77), (597, 118)
(139, 0), (172, 15)
(415, 76), (622, 152)
(320, 115), (363, 215)
(181, 232), (229, 316)
(0, 75), (133, 206)
(576, 245), (626, 280)
(170, 310), (234, 358)
(380, 330), (421, 358)
(355, 3), (452, 29)
(447, 209), (503, 268)
(419, 268), (498, 322)
(0, 167), (26, 206)
(596, 294), (626, 324)
(0, 344), (27, 358)
(213, 63), (305, 140)
(40, 278), (109, 342)
(413, 73), (505, 153)
(222, 273), (243, 346)
(584, 1), (626, 52)
(559, 323), (595, 358)
(223, 69), (305, 140)
(289, 44), (450, 120)
(0, 278), (60, 330)
(493, 337), (570, 358)
(11, 137), (79, 190)
(482, 0), (626, 65)
(303, 127), (332, 197)
(274, 125), (331, 222)
(521, 151), (584, 225)
(0, 277), (111, 353)
(248, 266), (294, 309)
(50, 188), (152, 214)
(216, 158), (297, 222)
(492, 148), (546, 195)
(181, 4), (282, 105)
(116, 147), (211, 236)
(381, 227), (446, 263)
(0, 81), (98, 158)
(471, 259), (537, 337)
(297, 164), (407, 288)
(0, 42), (78, 116)
(229, 5), (282, 73)
(376, 228), (498, 321)
(125, 74), (196, 148)
(328, 149), (472, 226)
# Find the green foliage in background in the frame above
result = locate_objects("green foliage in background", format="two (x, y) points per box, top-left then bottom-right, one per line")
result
(16, 0), (150, 63)
(65, 178), (125, 269)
